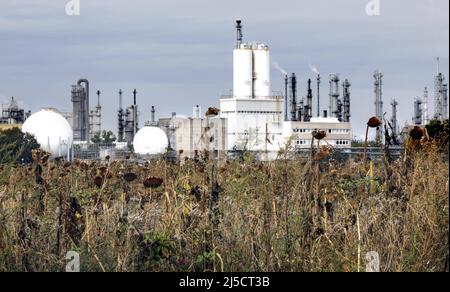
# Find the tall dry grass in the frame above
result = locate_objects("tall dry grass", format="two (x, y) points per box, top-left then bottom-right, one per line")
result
(0, 143), (448, 272)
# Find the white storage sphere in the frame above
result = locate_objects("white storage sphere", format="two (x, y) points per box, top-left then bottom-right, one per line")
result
(22, 110), (73, 157)
(133, 127), (169, 155)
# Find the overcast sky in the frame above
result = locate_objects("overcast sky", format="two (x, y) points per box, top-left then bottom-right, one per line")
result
(0, 0), (448, 139)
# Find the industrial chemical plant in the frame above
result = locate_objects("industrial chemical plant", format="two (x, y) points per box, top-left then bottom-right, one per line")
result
(1, 20), (448, 161)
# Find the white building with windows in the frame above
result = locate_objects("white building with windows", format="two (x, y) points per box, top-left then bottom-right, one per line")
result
(284, 117), (352, 149)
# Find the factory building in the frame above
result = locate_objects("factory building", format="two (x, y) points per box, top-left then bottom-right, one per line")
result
(69, 20), (353, 161)
(159, 109), (228, 160)
(220, 21), (288, 154)
(285, 117), (352, 149)
(0, 97), (30, 127)
(218, 20), (352, 158)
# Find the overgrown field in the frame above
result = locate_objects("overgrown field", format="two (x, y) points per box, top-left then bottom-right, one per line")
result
(0, 143), (448, 272)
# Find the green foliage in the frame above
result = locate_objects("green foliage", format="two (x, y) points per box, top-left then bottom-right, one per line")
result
(351, 140), (379, 147)
(426, 119), (445, 139)
(426, 119), (449, 150)
(91, 130), (117, 146)
(194, 251), (218, 272)
(138, 232), (174, 269)
(0, 127), (40, 164)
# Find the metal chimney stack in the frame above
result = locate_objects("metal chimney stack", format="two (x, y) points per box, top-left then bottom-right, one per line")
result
(343, 79), (351, 123)
(193, 105), (201, 119)
(236, 20), (243, 49)
(290, 73), (297, 121)
(133, 89), (138, 136)
(94, 90), (102, 135)
(298, 96), (304, 122)
(151, 106), (156, 123)
(423, 87), (429, 125)
(305, 78), (313, 122)
(374, 70), (384, 144)
(391, 99), (398, 137)
(71, 79), (90, 142)
(317, 74), (321, 117)
(117, 89), (124, 142)
(329, 74), (340, 118)
(414, 97), (423, 125)
(284, 75), (289, 121)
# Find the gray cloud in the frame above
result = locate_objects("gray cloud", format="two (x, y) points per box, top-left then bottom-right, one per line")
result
(0, 0), (448, 139)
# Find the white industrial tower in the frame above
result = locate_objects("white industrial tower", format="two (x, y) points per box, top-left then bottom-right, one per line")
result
(434, 58), (449, 121)
(220, 20), (283, 153)
(374, 70), (384, 144)
(89, 90), (102, 141)
(329, 74), (340, 119)
(423, 87), (429, 125)
(390, 99), (398, 137)
(413, 96), (423, 125)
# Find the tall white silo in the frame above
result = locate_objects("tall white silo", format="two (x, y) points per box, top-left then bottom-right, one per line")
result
(253, 44), (271, 98)
(233, 43), (253, 98)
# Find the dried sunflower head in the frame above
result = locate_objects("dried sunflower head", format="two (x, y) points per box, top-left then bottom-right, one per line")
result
(123, 172), (137, 182)
(367, 117), (382, 128)
(143, 176), (164, 189)
(94, 175), (104, 188)
(409, 126), (424, 141)
(312, 130), (327, 140)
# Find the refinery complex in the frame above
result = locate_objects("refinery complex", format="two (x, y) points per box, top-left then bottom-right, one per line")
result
(1, 21), (448, 161)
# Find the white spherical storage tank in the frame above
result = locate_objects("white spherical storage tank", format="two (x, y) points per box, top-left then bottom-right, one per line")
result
(253, 44), (271, 98)
(133, 126), (169, 155)
(233, 44), (253, 98)
(22, 110), (73, 157)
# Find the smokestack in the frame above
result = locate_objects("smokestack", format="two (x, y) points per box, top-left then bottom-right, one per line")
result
(414, 97), (423, 125)
(298, 96), (304, 122)
(437, 57), (440, 76)
(193, 105), (201, 119)
(133, 89), (138, 136)
(343, 79), (351, 123)
(391, 99), (398, 137)
(305, 78), (313, 122)
(95, 90), (102, 134)
(96, 90), (101, 107)
(236, 20), (243, 48)
(290, 73), (297, 121)
(118, 89), (124, 142)
(317, 74), (321, 117)
(329, 74), (340, 118)
(284, 75), (289, 121)
(77, 79), (90, 142)
(151, 106), (156, 123)
(374, 70), (384, 143)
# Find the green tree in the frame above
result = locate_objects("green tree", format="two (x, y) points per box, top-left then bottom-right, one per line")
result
(91, 130), (117, 146)
(426, 119), (445, 139)
(102, 130), (117, 146)
(0, 127), (40, 164)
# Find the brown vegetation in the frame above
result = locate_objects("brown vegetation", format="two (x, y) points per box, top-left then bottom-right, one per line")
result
(0, 140), (448, 272)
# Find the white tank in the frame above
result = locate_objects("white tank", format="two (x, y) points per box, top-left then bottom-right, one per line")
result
(253, 44), (271, 98)
(133, 126), (169, 155)
(233, 44), (253, 98)
(22, 110), (73, 157)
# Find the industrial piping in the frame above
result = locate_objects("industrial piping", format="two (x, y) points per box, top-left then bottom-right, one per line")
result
(77, 79), (90, 142)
